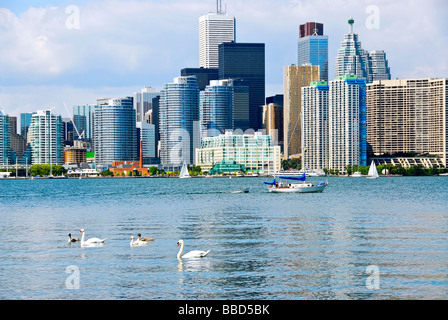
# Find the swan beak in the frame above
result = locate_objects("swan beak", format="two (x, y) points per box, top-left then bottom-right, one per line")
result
(177, 242), (179, 247)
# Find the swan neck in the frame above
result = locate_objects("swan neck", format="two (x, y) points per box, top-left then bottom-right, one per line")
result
(81, 231), (85, 244)
(177, 241), (184, 259)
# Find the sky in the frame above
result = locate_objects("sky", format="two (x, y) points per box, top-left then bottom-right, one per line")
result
(0, 0), (447, 119)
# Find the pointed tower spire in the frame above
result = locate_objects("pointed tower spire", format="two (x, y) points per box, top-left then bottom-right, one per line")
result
(348, 17), (355, 34)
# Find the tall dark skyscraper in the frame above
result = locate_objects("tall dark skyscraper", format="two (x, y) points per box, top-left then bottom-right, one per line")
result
(180, 68), (219, 91)
(218, 42), (265, 131)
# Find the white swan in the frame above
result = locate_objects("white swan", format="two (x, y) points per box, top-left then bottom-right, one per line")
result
(130, 236), (148, 247)
(79, 229), (106, 246)
(68, 233), (80, 243)
(177, 239), (210, 259)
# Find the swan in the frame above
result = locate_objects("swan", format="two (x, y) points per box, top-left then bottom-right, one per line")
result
(177, 240), (210, 259)
(130, 236), (148, 247)
(137, 233), (154, 242)
(79, 229), (106, 246)
(68, 233), (80, 243)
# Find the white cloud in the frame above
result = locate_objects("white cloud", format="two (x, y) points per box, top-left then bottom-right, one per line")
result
(0, 0), (447, 116)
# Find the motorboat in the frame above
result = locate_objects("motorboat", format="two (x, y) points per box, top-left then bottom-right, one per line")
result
(351, 171), (363, 177)
(230, 188), (250, 194)
(264, 174), (328, 193)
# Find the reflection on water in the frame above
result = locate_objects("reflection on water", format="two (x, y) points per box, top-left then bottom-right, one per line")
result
(0, 177), (447, 300)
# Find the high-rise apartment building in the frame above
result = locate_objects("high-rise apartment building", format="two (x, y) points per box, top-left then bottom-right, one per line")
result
(159, 76), (200, 168)
(94, 97), (137, 165)
(262, 95), (284, 150)
(0, 111), (11, 165)
(298, 22), (328, 81)
(199, 5), (236, 69)
(367, 78), (448, 167)
(29, 110), (64, 165)
(302, 81), (330, 171)
(136, 122), (157, 164)
(20, 112), (33, 140)
(368, 50), (391, 82)
(134, 87), (160, 123)
(200, 79), (234, 138)
(218, 42), (265, 131)
(73, 105), (96, 150)
(329, 75), (367, 172)
(283, 65), (320, 159)
(334, 18), (371, 82)
(9, 116), (31, 165)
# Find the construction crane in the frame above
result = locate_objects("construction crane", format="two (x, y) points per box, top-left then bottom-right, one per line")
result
(63, 102), (85, 143)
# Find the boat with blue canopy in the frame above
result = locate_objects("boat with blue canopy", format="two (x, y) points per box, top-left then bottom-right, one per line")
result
(264, 173), (328, 193)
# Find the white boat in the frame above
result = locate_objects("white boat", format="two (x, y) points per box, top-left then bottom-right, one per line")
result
(179, 161), (191, 179)
(230, 188), (250, 194)
(351, 171), (363, 178)
(264, 174), (328, 193)
(367, 161), (379, 179)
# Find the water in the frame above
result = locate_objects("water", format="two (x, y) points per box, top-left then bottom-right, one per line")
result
(0, 176), (447, 300)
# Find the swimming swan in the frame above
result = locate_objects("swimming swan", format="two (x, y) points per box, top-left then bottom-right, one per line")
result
(176, 240), (210, 259)
(68, 233), (80, 243)
(137, 233), (154, 242)
(130, 236), (148, 247)
(79, 229), (106, 246)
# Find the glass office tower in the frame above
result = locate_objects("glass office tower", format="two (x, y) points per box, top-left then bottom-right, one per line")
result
(20, 112), (34, 140)
(159, 76), (200, 168)
(218, 42), (265, 131)
(298, 22), (328, 81)
(0, 111), (11, 165)
(94, 97), (137, 165)
(200, 79), (234, 138)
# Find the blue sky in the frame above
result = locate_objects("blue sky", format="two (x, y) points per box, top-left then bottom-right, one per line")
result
(1, 0), (447, 118)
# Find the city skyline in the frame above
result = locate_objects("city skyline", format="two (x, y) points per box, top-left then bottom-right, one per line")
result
(1, 0), (447, 117)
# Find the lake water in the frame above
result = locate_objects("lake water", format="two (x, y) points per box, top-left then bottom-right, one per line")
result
(0, 176), (447, 300)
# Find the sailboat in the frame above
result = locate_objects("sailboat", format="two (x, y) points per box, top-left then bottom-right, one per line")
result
(367, 161), (379, 179)
(179, 161), (191, 179)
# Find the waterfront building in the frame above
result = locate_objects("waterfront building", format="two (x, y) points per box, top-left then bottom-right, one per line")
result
(159, 76), (200, 168)
(0, 111), (10, 165)
(283, 65), (320, 159)
(136, 122), (157, 164)
(262, 95), (284, 150)
(196, 131), (281, 174)
(199, 4), (236, 69)
(29, 110), (64, 165)
(181, 68), (219, 91)
(73, 105), (96, 150)
(218, 42), (265, 131)
(20, 112), (34, 140)
(302, 81), (330, 171)
(62, 118), (74, 147)
(329, 75), (367, 172)
(368, 50), (391, 82)
(9, 116), (31, 165)
(334, 18), (371, 83)
(298, 22), (329, 81)
(94, 97), (137, 166)
(200, 79), (234, 138)
(367, 78), (448, 168)
(64, 144), (87, 165)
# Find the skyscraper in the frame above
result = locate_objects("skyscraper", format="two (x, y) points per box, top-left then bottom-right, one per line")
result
(367, 78), (448, 167)
(302, 81), (330, 171)
(218, 42), (265, 131)
(298, 22), (329, 81)
(73, 105), (95, 150)
(20, 112), (34, 140)
(199, 2), (236, 69)
(283, 65), (320, 159)
(334, 18), (371, 82)
(329, 75), (367, 172)
(29, 110), (64, 165)
(368, 50), (391, 82)
(94, 97), (137, 165)
(200, 79), (234, 138)
(159, 76), (200, 168)
(181, 68), (219, 91)
(0, 111), (11, 165)
(262, 95), (284, 150)
(134, 87), (160, 123)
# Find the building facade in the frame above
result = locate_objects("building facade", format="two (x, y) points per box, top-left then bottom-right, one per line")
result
(134, 87), (160, 123)
(196, 131), (281, 174)
(283, 65), (320, 159)
(181, 68), (219, 91)
(329, 75), (367, 172)
(29, 110), (64, 165)
(0, 111), (10, 165)
(298, 22), (329, 81)
(199, 11), (236, 69)
(261, 97), (284, 151)
(218, 42), (265, 131)
(367, 78), (448, 167)
(302, 81), (330, 171)
(200, 79), (234, 138)
(159, 76), (200, 168)
(368, 50), (391, 82)
(94, 97), (137, 165)
(136, 122), (157, 164)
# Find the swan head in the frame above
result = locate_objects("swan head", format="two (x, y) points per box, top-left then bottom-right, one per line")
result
(177, 240), (183, 247)
(79, 229), (85, 233)
(130, 236), (134, 240)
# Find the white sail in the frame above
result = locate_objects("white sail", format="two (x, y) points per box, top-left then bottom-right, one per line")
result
(179, 161), (191, 179)
(367, 161), (379, 179)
